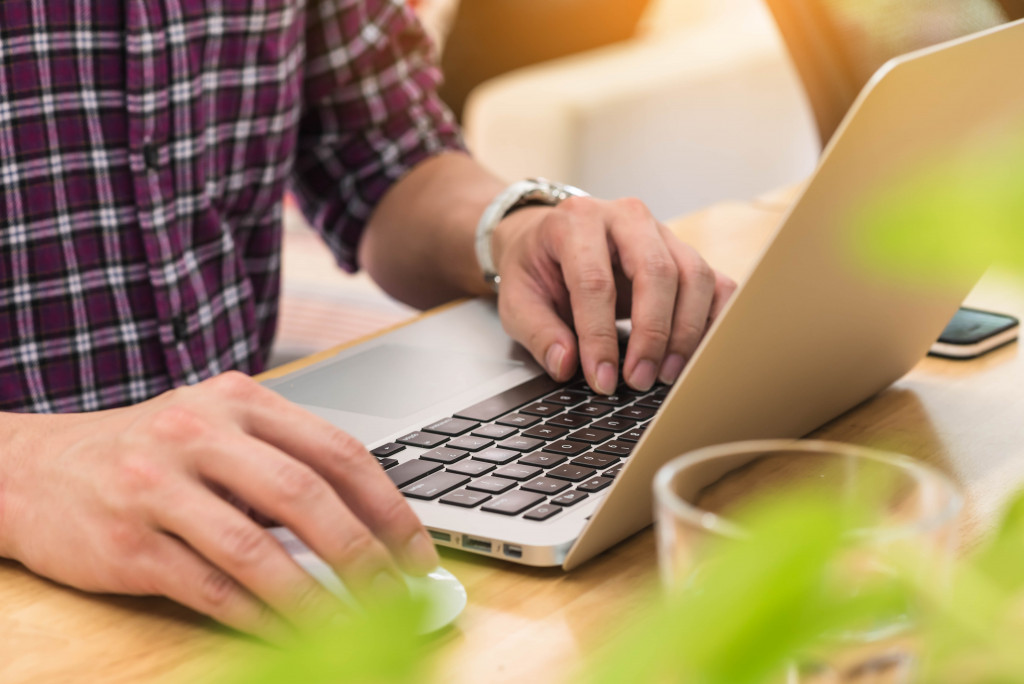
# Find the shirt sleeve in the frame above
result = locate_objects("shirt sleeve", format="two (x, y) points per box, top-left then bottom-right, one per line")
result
(290, 0), (465, 272)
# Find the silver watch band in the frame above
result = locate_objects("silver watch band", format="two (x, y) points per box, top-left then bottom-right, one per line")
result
(474, 178), (590, 293)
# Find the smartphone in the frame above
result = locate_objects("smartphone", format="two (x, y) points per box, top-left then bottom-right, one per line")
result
(928, 306), (1020, 360)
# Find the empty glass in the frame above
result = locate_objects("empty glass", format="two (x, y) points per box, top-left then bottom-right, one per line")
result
(654, 439), (963, 683)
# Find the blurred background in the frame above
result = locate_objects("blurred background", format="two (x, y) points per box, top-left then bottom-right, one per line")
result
(273, 0), (820, 367)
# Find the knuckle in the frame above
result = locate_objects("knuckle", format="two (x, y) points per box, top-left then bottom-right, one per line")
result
(635, 320), (672, 347)
(614, 196), (648, 218)
(198, 567), (238, 609)
(114, 453), (168, 495)
(639, 252), (677, 283)
(107, 521), (148, 557)
(675, 319), (707, 350)
(209, 370), (258, 400)
(274, 461), (326, 504)
(146, 404), (209, 443)
(325, 428), (368, 467)
(374, 494), (418, 535)
(576, 267), (616, 300)
(331, 528), (380, 567)
(221, 523), (270, 567)
(557, 195), (592, 214)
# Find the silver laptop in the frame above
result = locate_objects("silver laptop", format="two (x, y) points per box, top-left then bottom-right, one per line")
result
(265, 18), (1024, 570)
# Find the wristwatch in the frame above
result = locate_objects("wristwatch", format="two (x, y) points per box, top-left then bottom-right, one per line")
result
(474, 178), (590, 293)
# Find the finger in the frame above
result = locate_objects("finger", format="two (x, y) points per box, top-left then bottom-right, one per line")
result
(498, 274), (580, 382)
(607, 204), (679, 391)
(556, 203), (621, 395)
(153, 485), (352, 626)
(192, 431), (406, 599)
(143, 532), (293, 640)
(657, 228), (719, 385)
(201, 373), (438, 576)
(709, 271), (738, 322)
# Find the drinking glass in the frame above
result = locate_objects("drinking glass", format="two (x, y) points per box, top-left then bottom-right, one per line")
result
(653, 439), (963, 683)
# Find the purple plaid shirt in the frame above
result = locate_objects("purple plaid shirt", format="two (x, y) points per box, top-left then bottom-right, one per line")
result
(0, 0), (462, 413)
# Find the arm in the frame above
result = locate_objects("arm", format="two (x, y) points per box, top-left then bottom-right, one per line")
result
(359, 151), (738, 395)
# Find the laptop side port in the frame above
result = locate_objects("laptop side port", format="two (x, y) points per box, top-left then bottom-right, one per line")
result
(428, 529), (451, 543)
(461, 536), (493, 554)
(503, 544), (523, 559)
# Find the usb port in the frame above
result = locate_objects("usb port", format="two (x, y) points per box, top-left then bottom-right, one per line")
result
(428, 529), (451, 543)
(503, 544), (523, 559)
(462, 536), (493, 553)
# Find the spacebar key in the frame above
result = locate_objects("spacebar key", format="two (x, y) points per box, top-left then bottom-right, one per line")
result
(454, 374), (563, 422)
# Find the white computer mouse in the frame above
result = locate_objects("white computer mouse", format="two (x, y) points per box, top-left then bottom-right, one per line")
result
(268, 527), (467, 634)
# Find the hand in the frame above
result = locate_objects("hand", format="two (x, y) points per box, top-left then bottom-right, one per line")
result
(493, 197), (737, 394)
(0, 372), (438, 639)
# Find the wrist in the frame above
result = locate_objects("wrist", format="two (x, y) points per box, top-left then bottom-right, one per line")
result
(474, 178), (589, 293)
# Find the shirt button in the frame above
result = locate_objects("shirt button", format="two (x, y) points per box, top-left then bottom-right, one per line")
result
(172, 314), (188, 341)
(143, 142), (159, 169)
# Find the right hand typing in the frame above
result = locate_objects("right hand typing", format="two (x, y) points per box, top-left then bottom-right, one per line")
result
(0, 371), (438, 639)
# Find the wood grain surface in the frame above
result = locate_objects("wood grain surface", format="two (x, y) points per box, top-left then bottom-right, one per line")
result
(2, 197), (1021, 684)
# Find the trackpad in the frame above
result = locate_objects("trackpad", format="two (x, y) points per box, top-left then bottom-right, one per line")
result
(271, 344), (521, 419)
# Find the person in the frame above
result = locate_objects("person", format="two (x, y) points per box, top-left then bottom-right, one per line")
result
(0, 0), (735, 639)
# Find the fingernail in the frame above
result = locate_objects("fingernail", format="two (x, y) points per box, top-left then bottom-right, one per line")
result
(403, 531), (439, 576)
(596, 362), (618, 395)
(371, 570), (406, 599)
(545, 343), (567, 378)
(659, 354), (686, 384)
(629, 360), (658, 392)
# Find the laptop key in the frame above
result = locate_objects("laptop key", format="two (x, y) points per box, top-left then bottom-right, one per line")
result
(615, 406), (657, 421)
(636, 396), (664, 409)
(420, 447), (469, 464)
(571, 453), (619, 470)
(521, 476), (571, 495)
(604, 464), (624, 479)
(595, 440), (635, 457)
(518, 451), (568, 468)
(524, 504), (562, 521)
(401, 472), (470, 500)
(377, 457), (399, 470)
(447, 436), (494, 452)
(454, 374), (562, 422)
(589, 393), (631, 407)
(619, 426), (647, 442)
(497, 436), (544, 452)
(472, 447), (520, 465)
(542, 440), (590, 457)
(386, 459), (442, 488)
(543, 390), (588, 406)
(522, 424), (568, 440)
(548, 463), (597, 482)
(472, 424), (518, 440)
(552, 490), (590, 506)
(496, 413), (541, 428)
(423, 417), (480, 436)
(371, 443), (405, 458)
(590, 417), (636, 432)
(567, 428), (614, 444)
(520, 401), (563, 417)
(467, 476), (518, 494)
(578, 476), (613, 493)
(447, 460), (495, 477)
(571, 403), (612, 418)
(439, 489), (492, 508)
(546, 413), (591, 429)
(397, 431), (449, 448)
(482, 490), (546, 516)
(493, 464), (543, 481)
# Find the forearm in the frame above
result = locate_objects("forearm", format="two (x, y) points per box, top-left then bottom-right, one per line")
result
(358, 151), (507, 308)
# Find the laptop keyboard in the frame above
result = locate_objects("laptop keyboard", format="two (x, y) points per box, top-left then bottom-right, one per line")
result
(371, 375), (664, 523)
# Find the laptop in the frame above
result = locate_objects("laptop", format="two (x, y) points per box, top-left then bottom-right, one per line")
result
(265, 18), (1024, 570)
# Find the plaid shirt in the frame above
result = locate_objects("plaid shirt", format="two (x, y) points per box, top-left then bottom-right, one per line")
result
(0, 0), (462, 413)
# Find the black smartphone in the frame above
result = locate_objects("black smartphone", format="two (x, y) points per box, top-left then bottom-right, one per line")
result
(928, 306), (1020, 360)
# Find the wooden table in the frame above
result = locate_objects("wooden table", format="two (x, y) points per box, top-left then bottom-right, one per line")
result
(3, 196), (1023, 684)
